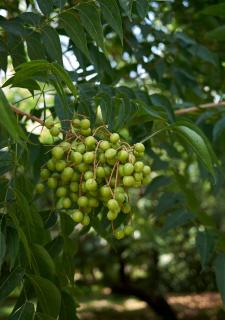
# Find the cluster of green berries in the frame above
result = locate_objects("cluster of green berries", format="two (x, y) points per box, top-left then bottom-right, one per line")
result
(36, 116), (151, 240)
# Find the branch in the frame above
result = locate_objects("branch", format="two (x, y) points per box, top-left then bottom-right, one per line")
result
(175, 101), (225, 115)
(11, 105), (44, 125)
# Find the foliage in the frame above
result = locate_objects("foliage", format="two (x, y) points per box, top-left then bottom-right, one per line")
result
(1, 0), (225, 319)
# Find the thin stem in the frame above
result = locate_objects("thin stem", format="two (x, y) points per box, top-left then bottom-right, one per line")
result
(140, 125), (171, 144)
(11, 105), (44, 125)
(175, 101), (225, 115)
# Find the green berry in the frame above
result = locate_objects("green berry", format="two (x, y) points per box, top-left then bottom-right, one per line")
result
(47, 159), (55, 171)
(84, 171), (94, 180)
(82, 214), (90, 226)
(45, 119), (54, 129)
(114, 229), (124, 240)
(123, 176), (135, 187)
(40, 168), (50, 180)
(134, 172), (143, 182)
(47, 177), (58, 189)
(122, 203), (131, 214)
(71, 171), (80, 181)
(99, 153), (106, 164)
(50, 126), (60, 137)
(52, 146), (64, 160)
(70, 151), (83, 165)
(124, 225), (133, 236)
(55, 160), (66, 172)
(71, 193), (78, 202)
(119, 165), (124, 176)
(70, 182), (79, 192)
(60, 141), (71, 151)
(61, 167), (74, 182)
(85, 136), (96, 148)
(110, 133), (120, 144)
(76, 143), (86, 154)
(56, 186), (67, 197)
(100, 140), (111, 151)
(105, 148), (117, 159)
(123, 163), (134, 176)
(85, 178), (98, 191)
(83, 152), (95, 164)
(107, 210), (118, 221)
(100, 185), (111, 198)
(118, 150), (129, 163)
(96, 167), (105, 179)
(78, 163), (88, 173)
(134, 143), (145, 153)
(72, 118), (80, 128)
(115, 192), (126, 204)
(134, 161), (144, 173)
(143, 165), (151, 175)
(71, 209), (83, 223)
(103, 166), (111, 177)
(81, 128), (92, 136)
(78, 196), (88, 207)
(36, 183), (45, 193)
(89, 198), (99, 208)
(107, 199), (119, 212)
(63, 197), (72, 209)
(80, 118), (90, 130)
(143, 176), (151, 185)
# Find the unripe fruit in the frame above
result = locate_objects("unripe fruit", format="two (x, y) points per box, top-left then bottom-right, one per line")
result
(103, 166), (111, 177)
(100, 140), (111, 151)
(118, 150), (129, 163)
(71, 209), (83, 223)
(52, 146), (64, 160)
(83, 207), (92, 214)
(110, 177), (116, 187)
(115, 192), (126, 204)
(107, 158), (116, 166)
(85, 136), (96, 148)
(45, 119), (54, 129)
(56, 198), (64, 209)
(105, 148), (117, 159)
(82, 214), (90, 226)
(80, 118), (90, 129)
(124, 225), (133, 236)
(81, 181), (86, 193)
(56, 186), (67, 197)
(61, 167), (74, 182)
(60, 141), (71, 151)
(70, 182), (79, 192)
(134, 161), (144, 173)
(81, 128), (91, 136)
(77, 143), (86, 154)
(99, 153), (106, 164)
(36, 183), (45, 193)
(123, 176), (135, 187)
(40, 168), (50, 180)
(123, 163), (134, 176)
(83, 152), (95, 164)
(78, 196), (88, 207)
(47, 177), (58, 189)
(107, 199), (119, 212)
(85, 178), (97, 191)
(119, 165), (124, 176)
(72, 118), (80, 128)
(70, 151), (82, 165)
(100, 185), (111, 198)
(55, 160), (66, 172)
(122, 203), (131, 214)
(50, 126), (60, 137)
(63, 197), (72, 209)
(71, 193), (78, 202)
(143, 176), (151, 185)
(47, 159), (55, 171)
(134, 172), (143, 182)
(78, 163), (88, 173)
(84, 171), (94, 180)
(115, 187), (125, 193)
(107, 210), (118, 221)
(134, 143), (145, 153)
(110, 133), (120, 144)
(114, 229), (124, 240)
(89, 198), (99, 208)
(143, 165), (151, 175)
(129, 153), (136, 164)
(96, 166), (105, 179)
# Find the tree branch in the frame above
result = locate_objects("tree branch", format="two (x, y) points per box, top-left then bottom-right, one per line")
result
(11, 105), (44, 125)
(175, 101), (225, 115)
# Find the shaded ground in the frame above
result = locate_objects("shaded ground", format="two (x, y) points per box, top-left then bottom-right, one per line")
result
(78, 292), (224, 320)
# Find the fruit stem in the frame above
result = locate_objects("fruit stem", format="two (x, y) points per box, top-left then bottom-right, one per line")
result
(140, 125), (172, 143)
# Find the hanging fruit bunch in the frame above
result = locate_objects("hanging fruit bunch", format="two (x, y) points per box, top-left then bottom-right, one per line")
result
(36, 115), (151, 240)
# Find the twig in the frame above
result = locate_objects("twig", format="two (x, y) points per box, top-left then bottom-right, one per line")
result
(175, 102), (225, 115)
(11, 105), (44, 125)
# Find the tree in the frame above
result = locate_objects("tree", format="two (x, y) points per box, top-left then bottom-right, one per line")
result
(0, 1), (225, 319)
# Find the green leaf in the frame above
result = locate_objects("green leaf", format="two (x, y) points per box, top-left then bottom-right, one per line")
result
(172, 120), (216, 175)
(98, 0), (123, 43)
(26, 32), (46, 60)
(0, 225), (6, 269)
(59, 291), (79, 320)
(32, 244), (56, 279)
(60, 10), (90, 59)
(196, 230), (215, 268)
(77, 2), (105, 52)
(36, 0), (53, 16)
(0, 267), (25, 302)
(163, 209), (195, 232)
(9, 302), (35, 320)
(0, 88), (25, 143)
(202, 3), (225, 16)
(136, 0), (149, 19)
(118, 0), (134, 20)
(213, 116), (225, 141)
(7, 227), (19, 270)
(214, 253), (225, 307)
(206, 25), (225, 41)
(41, 26), (63, 65)
(35, 313), (56, 320)
(7, 34), (26, 68)
(28, 275), (61, 318)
